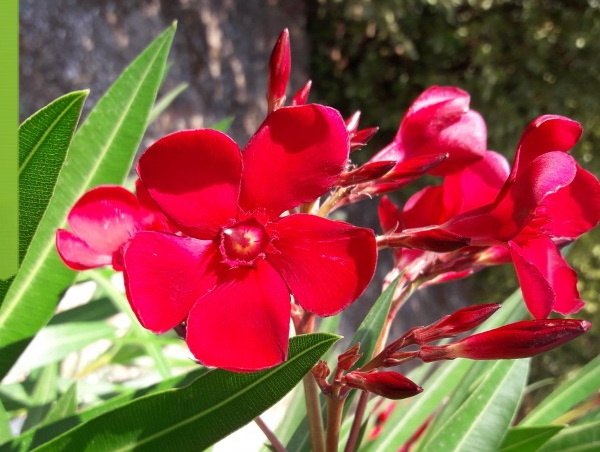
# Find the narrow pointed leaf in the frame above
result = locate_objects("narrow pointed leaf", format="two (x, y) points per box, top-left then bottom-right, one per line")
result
(498, 426), (564, 452)
(42, 384), (78, 426)
(521, 353), (600, 426)
(351, 276), (399, 369)
(537, 420), (600, 452)
(0, 91), (88, 305)
(0, 24), (176, 380)
(10, 322), (117, 375)
(0, 401), (11, 444)
(1, 369), (208, 452)
(147, 82), (188, 124)
(22, 364), (59, 432)
(416, 358), (529, 452)
(31, 333), (339, 452)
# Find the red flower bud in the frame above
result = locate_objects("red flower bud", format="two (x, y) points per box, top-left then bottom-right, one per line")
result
(292, 80), (312, 106)
(419, 319), (591, 361)
(412, 303), (501, 345)
(337, 343), (362, 371)
(345, 371), (423, 400)
(337, 161), (396, 187)
(350, 127), (379, 151)
(312, 359), (331, 380)
(345, 111), (361, 134)
(267, 29), (291, 113)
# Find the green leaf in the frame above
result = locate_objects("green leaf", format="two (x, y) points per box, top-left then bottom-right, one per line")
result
(537, 420), (600, 452)
(42, 384), (78, 427)
(0, 91), (88, 306)
(10, 322), (116, 375)
(18, 91), (88, 264)
(31, 333), (339, 452)
(22, 364), (59, 432)
(0, 400), (11, 444)
(0, 24), (176, 380)
(498, 425), (564, 452)
(48, 297), (119, 325)
(521, 353), (600, 426)
(351, 276), (398, 369)
(416, 359), (529, 452)
(1, 369), (208, 452)
(147, 82), (188, 124)
(211, 117), (234, 133)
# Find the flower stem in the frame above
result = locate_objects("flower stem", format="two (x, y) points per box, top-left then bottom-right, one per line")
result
(326, 393), (346, 452)
(254, 416), (289, 452)
(343, 390), (369, 452)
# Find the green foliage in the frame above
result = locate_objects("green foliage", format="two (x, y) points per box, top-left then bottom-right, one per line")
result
(31, 334), (339, 452)
(0, 24), (176, 381)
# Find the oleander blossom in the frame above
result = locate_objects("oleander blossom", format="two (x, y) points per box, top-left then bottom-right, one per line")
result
(123, 104), (377, 371)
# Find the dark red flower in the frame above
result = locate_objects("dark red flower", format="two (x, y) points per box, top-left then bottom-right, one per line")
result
(123, 104), (377, 371)
(56, 184), (171, 271)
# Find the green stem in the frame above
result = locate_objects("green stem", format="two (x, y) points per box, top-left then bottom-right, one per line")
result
(343, 390), (369, 452)
(88, 269), (171, 379)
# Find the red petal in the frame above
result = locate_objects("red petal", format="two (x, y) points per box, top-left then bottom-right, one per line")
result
(67, 186), (142, 256)
(239, 105), (349, 216)
(511, 115), (582, 180)
(56, 229), (113, 270)
(122, 231), (221, 333)
(402, 186), (448, 227)
(378, 196), (403, 233)
(186, 260), (290, 371)
(443, 150), (509, 214)
(509, 238), (584, 318)
(527, 165), (600, 240)
(137, 130), (241, 237)
(267, 214), (377, 316)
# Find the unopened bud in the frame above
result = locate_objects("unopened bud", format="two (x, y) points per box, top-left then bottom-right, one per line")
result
(337, 161), (396, 187)
(312, 360), (331, 380)
(412, 303), (501, 345)
(344, 371), (423, 400)
(350, 126), (379, 150)
(267, 29), (291, 113)
(338, 343), (362, 371)
(345, 111), (361, 134)
(419, 319), (591, 361)
(292, 80), (312, 106)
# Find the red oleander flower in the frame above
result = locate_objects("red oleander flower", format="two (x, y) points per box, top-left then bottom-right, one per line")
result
(56, 182), (173, 271)
(360, 86), (487, 195)
(123, 104), (377, 371)
(381, 115), (600, 318)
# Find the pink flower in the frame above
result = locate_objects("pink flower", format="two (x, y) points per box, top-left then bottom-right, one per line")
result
(361, 86), (487, 195)
(56, 183), (172, 271)
(123, 104), (377, 371)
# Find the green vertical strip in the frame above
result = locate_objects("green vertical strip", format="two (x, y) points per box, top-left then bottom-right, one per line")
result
(0, 0), (18, 280)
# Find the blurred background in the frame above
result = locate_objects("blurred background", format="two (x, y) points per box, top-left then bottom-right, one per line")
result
(20, 0), (600, 408)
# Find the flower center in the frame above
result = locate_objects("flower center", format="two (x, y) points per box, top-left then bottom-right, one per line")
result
(219, 217), (270, 266)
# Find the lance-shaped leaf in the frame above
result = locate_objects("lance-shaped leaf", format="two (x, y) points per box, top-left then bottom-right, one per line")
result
(0, 91), (88, 305)
(31, 333), (339, 452)
(498, 425), (564, 452)
(0, 24), (176, 380)
(536, 420), (600, 452)
(415, 358), (529, 452)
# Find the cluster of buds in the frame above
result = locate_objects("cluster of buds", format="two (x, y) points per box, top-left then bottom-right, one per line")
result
(318, 303), (590, 402)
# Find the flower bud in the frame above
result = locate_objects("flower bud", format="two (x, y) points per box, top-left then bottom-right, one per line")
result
(292, 80), (312, 106)
(337, 343), (362, 371)
(419, 319), (591, 361)
(312, 359), (331, 380)
(350, 127), (379, 151)
(344, 371), (423, 400)
(412, 303), (501, 345)
(345, 111), (362, 134)
(337, 161), (396, 187)
(267, 29), (291, 113)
